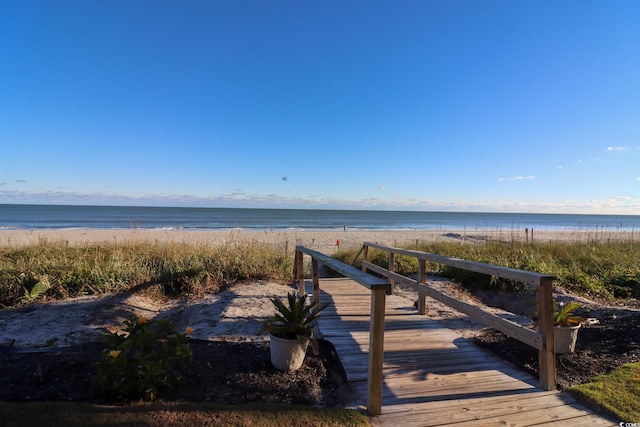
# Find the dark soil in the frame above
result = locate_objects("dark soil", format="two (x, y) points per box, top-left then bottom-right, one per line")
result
(3, 308), (638, 407)
(474, 313), (640, 390)
(0, 339), (352, 406)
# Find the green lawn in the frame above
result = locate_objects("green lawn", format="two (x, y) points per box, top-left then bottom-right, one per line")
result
(570, 363), (640, 422)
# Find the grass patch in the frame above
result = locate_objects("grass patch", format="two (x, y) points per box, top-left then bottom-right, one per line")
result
(570, 363), (640, 422)
(0, 401), (370, 427)
(0, 241), (293, 308)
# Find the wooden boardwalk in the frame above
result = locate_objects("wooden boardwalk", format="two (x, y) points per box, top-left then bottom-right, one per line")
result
(315, 278), (615, 427)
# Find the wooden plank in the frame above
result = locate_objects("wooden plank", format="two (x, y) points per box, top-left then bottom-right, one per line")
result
(311, 258), (320, 312)
(375, 393), (614, 426)
(352, 375), (536, 400)
(338, 350), (504, 369)
(376, 390), (559, 415)
(537, 276), (557, 391)
(296, 250), (305, 295)
(418, 259), (427, 314)
(380, 366), (537, 385)
(342, 362), (521, 382)
(367, 285), (386, 416)
(313, 276), (612, 427)
(296, 246), (388, 290)
(419, 283), (543, 350)
(452, 406), (613, 426)
(362, 260), (543, 350)
(364, 241), (556, 285)
(387, 251), (395, 292)
(361, 245), (369, 273)
(536, 415), (615, 426)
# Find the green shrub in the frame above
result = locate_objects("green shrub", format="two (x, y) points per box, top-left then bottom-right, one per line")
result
(335, 247), (418, 277)
(331, 248), (362, 268)
(17, 274), (50, 304)
(93, 315), (193, 403)
(607, 274), (640, 299)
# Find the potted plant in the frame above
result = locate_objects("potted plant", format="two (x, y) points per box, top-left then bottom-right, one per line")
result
(553, 301), (582, 354)
(264, 292), (328, 371)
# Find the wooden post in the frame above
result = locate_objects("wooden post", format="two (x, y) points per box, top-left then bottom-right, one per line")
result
(361, 245), (369, 273)
(296, 250), (305, 296)
(368, 285), (387, 416)
(537, 277), (556, 390)
(293, 250), (298, 283)
(418, 259), (427, 315)
(312, 258), (320, 312)
(387, 252), (395, 295)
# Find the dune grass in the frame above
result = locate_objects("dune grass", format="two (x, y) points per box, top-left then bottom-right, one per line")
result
(0, 241), (293, 308)
(333, 240), (640, 300)
(570, 363), (640, 422)
(4, 237), (639, 308)
(0, 401), (370, 427)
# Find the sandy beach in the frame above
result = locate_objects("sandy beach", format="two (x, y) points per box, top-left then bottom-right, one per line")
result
(0, 227), (637, 250)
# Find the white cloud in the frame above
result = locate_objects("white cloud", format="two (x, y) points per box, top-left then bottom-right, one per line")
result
(2, 189), (639, 214)
(607, 146), (640, 152)
(498, 176), (536, 182)
(367, 185), (387, 193)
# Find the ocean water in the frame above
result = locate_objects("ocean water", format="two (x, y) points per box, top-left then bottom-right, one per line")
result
(1, 204), (639, 232)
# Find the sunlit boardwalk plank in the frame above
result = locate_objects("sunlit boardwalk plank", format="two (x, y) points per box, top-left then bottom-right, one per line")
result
(315, 277), (615, 426)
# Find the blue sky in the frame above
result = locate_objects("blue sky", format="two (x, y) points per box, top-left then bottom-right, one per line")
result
(1, 1), (639, 214)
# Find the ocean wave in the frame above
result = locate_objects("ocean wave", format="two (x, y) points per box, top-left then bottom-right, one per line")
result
(2, 205), (640, 232)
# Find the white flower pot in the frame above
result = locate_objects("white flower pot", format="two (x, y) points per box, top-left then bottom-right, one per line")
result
(269, 334), (309, 371)
(554, 324), (581, 354)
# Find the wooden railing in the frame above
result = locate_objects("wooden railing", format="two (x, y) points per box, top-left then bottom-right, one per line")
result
(361, 242), (557, 392)
(294, 242), (558, 416)
(294, 245), (389, 415)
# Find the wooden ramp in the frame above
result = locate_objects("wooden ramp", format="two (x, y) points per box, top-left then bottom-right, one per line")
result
(315, 278), (615, 427)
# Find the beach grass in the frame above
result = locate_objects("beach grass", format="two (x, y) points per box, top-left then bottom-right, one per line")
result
(0, 401), (370, 427)
(0, 241), (293, 308)
(3, 235), (639, 307)
(334, 240), (640, 300)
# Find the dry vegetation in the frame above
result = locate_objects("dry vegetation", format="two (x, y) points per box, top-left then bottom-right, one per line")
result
(0, 241), (293, 308)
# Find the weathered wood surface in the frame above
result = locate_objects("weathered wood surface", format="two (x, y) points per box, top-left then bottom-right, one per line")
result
(363, 242), (556, 285)
(361, 241), (557, 390)
(315, 278), (615, 426)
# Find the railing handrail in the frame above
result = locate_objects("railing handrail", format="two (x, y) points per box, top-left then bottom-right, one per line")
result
(296, 245), (388, 289)
(295, 245), (388, 415)
(360, 242), (557, 393)
(364, 241), (555, 285)
(294, 242), (557, 416)
(362, 259), (544, 350)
